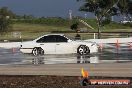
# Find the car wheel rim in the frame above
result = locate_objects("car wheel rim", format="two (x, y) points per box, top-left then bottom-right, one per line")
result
(33, 48), (38, 56)
(78, 45), (90, 55)
(79, 46), (84, 55)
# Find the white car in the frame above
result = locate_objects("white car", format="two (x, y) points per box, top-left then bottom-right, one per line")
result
(20, 34), (98, 56)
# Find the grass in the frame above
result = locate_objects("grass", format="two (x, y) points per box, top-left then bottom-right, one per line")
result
(0, 20), (131, 42)
(12, 23), (70, 32)
(0, 23), (70, 41)
(83, 19), (132, 32)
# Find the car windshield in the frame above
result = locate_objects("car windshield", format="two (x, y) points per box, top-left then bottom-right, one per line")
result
(64, 35), (75, 41)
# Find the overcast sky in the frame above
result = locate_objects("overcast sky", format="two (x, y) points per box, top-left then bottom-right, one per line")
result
(0, 0), (124, 21)
(0, 0), (94, 18)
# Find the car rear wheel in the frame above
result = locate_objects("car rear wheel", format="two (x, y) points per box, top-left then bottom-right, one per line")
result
(32, 47), (44, 56)
(77, 45), (90, 55)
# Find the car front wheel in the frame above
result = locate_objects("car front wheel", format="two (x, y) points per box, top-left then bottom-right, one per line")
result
(77, 45), (90, 55)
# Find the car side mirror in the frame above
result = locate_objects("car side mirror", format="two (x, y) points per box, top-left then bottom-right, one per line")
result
(67, 39), (72, 42)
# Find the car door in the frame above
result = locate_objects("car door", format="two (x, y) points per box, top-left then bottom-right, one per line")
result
(55, 35), (74, 54)
(36, 35), (56, 54)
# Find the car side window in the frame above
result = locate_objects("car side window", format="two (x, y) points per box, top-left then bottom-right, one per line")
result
(56, 35), (68, 42)
(36, 35), (56, 43)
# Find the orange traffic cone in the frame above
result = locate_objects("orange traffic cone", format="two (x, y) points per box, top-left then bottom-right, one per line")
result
(115, 39), (120, 48)
(12, 48), (16, 53)
(99, 43), (103, 49)
(129, 43), (132, 49)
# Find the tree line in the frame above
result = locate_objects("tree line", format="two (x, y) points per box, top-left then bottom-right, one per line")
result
(13, 17), (72, 26)
(0, 7), (79, 32)
(0, 0), (131, 35)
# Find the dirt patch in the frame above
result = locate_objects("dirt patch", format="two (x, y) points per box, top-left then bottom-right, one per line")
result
(0, 75), (131, 88)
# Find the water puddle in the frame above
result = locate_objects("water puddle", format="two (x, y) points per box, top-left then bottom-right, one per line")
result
(0, 44), (132, 65)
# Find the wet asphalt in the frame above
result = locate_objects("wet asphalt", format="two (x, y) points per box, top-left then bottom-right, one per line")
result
(0, 43), (132, 65)
(0, 43), (132, 77)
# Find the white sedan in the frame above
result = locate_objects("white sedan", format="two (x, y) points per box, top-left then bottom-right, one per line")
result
(20, 34), (98, 56)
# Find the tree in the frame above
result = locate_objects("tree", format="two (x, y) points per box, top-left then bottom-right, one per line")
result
(70, 22), (79, 32)
(117, 0), (132, 21)
(77, 0), (131, 39)
(0, 7), (14, 32)
(70, 22), (81, 40)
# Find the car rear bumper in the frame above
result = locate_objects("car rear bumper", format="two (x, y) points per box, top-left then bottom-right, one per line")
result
(20, 48), (33, 54)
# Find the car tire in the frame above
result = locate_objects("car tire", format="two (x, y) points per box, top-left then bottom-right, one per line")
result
(32, 47), (44, 56)
(77, 45), (90, 55)
(38, 47), (44, 55)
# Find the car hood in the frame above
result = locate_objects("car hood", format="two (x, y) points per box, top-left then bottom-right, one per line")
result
(72, 40), (98, 47)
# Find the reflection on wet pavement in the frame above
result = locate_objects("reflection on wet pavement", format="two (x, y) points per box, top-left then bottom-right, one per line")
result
(0, 43), (132, 65)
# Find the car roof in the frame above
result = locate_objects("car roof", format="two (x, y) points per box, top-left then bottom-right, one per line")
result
(45, 34), (64, 36)
(34, 34), (65, 41)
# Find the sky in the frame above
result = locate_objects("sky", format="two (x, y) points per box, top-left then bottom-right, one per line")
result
(0, 0), (94, 18)
(0, 0), (126, 22)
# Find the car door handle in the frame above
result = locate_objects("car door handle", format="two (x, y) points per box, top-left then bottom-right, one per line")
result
(56, 44), (60, 45)
(40, 44), (44, 45)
